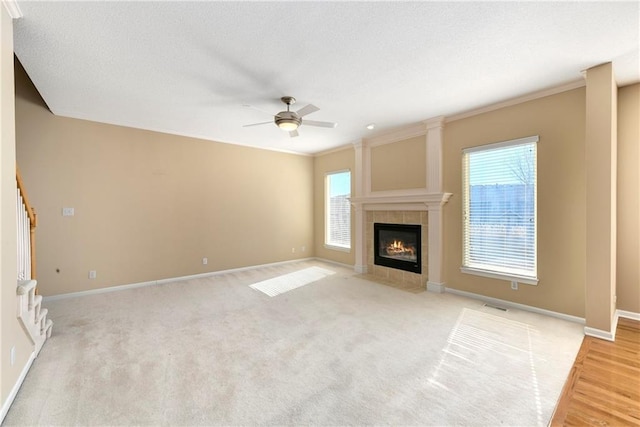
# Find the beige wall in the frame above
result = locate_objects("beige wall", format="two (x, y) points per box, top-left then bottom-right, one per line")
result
(585, 63), (617, 332)
(444, 88), (587, 317)
(313, 147), (355, 265)
(1, 7), (36, 408)
(370, 136), (426, 191)
(617, 83), (640, 313)
(15, 62), (314, 296)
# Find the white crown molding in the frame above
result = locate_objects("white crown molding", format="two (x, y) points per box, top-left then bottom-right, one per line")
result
(313, 142), (355, 157)
(2, 0), (23, 19)
(424, 116), (445, 130)
(445, 79), (586, 123)
(364, 122), (426, 147)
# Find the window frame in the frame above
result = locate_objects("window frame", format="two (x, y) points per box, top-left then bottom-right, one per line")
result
(461, 135), (539, 285)
(324, 169), (351, 252)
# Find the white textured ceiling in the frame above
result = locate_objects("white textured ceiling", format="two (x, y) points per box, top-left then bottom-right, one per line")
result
(13, 1), (640, 155)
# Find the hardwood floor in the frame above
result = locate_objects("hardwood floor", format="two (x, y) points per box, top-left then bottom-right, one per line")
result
(550, 317), (640, 426)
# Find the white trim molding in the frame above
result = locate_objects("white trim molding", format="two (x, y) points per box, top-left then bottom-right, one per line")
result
(365, 122), (427, 148)
(617, 309), (640, 321)
(43, 258), (316, 301)
(445, 79), (585, 123)
(2, 0), (22, 19)
(584, 311), (620, 342)
(460, 266), (539, 286)
(351, 116), (451, 290)
(312, 257), (355, 270)
(445, 287), (586, 325)
(584, 327), (616, 342)
(427, 281), (446, 293)
(0, 351), (35, 424)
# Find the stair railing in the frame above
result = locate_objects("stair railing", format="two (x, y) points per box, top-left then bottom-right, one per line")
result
(16, 167), (36, 284)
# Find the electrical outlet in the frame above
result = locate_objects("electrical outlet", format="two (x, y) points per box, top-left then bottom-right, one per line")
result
(511, 281), (518, 290)
(202, 257), (208, 265)
(292, 247), (296, 253)
(62, 207), (75, 216)
(89, 270), (97, 279)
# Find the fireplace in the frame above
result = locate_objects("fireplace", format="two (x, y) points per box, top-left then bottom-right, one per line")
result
(374, 223), (422, 274)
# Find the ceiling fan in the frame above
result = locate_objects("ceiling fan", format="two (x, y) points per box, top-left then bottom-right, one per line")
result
(243, 96), (337, 138)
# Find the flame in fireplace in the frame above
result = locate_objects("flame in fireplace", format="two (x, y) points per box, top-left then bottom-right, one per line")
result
(386, 240), (415, 257)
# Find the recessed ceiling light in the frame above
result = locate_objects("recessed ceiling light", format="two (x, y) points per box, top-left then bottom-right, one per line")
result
(366, 123), (375, 130)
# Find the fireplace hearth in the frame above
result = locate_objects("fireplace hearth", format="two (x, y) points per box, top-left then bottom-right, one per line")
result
(374, 223), (422, 274)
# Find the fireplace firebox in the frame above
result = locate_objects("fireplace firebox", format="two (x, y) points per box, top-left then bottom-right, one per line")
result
(374, 223), (422, 274)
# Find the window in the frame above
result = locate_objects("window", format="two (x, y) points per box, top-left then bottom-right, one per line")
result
(325, 170), (351, 251)
(462, 136), (538, 284)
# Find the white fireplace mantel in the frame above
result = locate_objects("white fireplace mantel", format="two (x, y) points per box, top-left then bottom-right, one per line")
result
(350, 117), (451, 292)
(350, 191), (452, 212)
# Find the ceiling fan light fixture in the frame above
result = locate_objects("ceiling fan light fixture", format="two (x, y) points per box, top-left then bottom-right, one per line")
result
(275, 110), (301, 131)
(276, 119), (300, 131)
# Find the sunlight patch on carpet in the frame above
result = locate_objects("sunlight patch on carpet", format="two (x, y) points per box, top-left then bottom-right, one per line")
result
(425, 308), (545, 426)
(249, 266), (335, 297)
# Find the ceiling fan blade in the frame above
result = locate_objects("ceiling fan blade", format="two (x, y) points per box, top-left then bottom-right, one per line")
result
(303, 119), (337, 128)
(296, 104), (320, 117)
(242, 121), (273, 127)
(289, 129), (299, 138)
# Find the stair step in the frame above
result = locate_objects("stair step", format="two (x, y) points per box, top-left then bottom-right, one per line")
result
(43, 319), (53, 338)
(17, 279), (37, 295)
(36, 308), (48, 324)
(33, 294), (42, 313)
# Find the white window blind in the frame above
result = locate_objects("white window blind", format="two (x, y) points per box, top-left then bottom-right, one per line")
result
(325, 170), (351, 249)
(462, 136), (537, 281)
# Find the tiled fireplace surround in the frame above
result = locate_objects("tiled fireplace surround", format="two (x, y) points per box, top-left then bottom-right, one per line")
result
(350, 117), (452, 292)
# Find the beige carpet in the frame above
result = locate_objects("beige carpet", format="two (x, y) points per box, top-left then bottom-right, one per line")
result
(4, 260), (583, 426)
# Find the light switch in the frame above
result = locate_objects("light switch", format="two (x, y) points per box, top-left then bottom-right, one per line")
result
(62, 207), (75, 216)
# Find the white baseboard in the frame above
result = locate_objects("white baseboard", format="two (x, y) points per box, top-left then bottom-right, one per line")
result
(581, 309), (640, 342)
(584, 307), (619, 341)
(617, 309), (640, 321)
(445, 287), (586, 325)
(43, 258), (316, 301)
(583, 309), (640, 341)
(584, 326), (616, 341)
(353, 264), (368, 274)
(427, 281), (446, 293)
(0, 351), (35, 424)
(313, 257), (356, 270)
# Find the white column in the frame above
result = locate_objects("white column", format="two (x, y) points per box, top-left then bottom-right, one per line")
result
(352, 203), (367, 273)
(352, 140), (367, 273)
(426, 202), (446, 293)
(425, 117), (445, 193)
